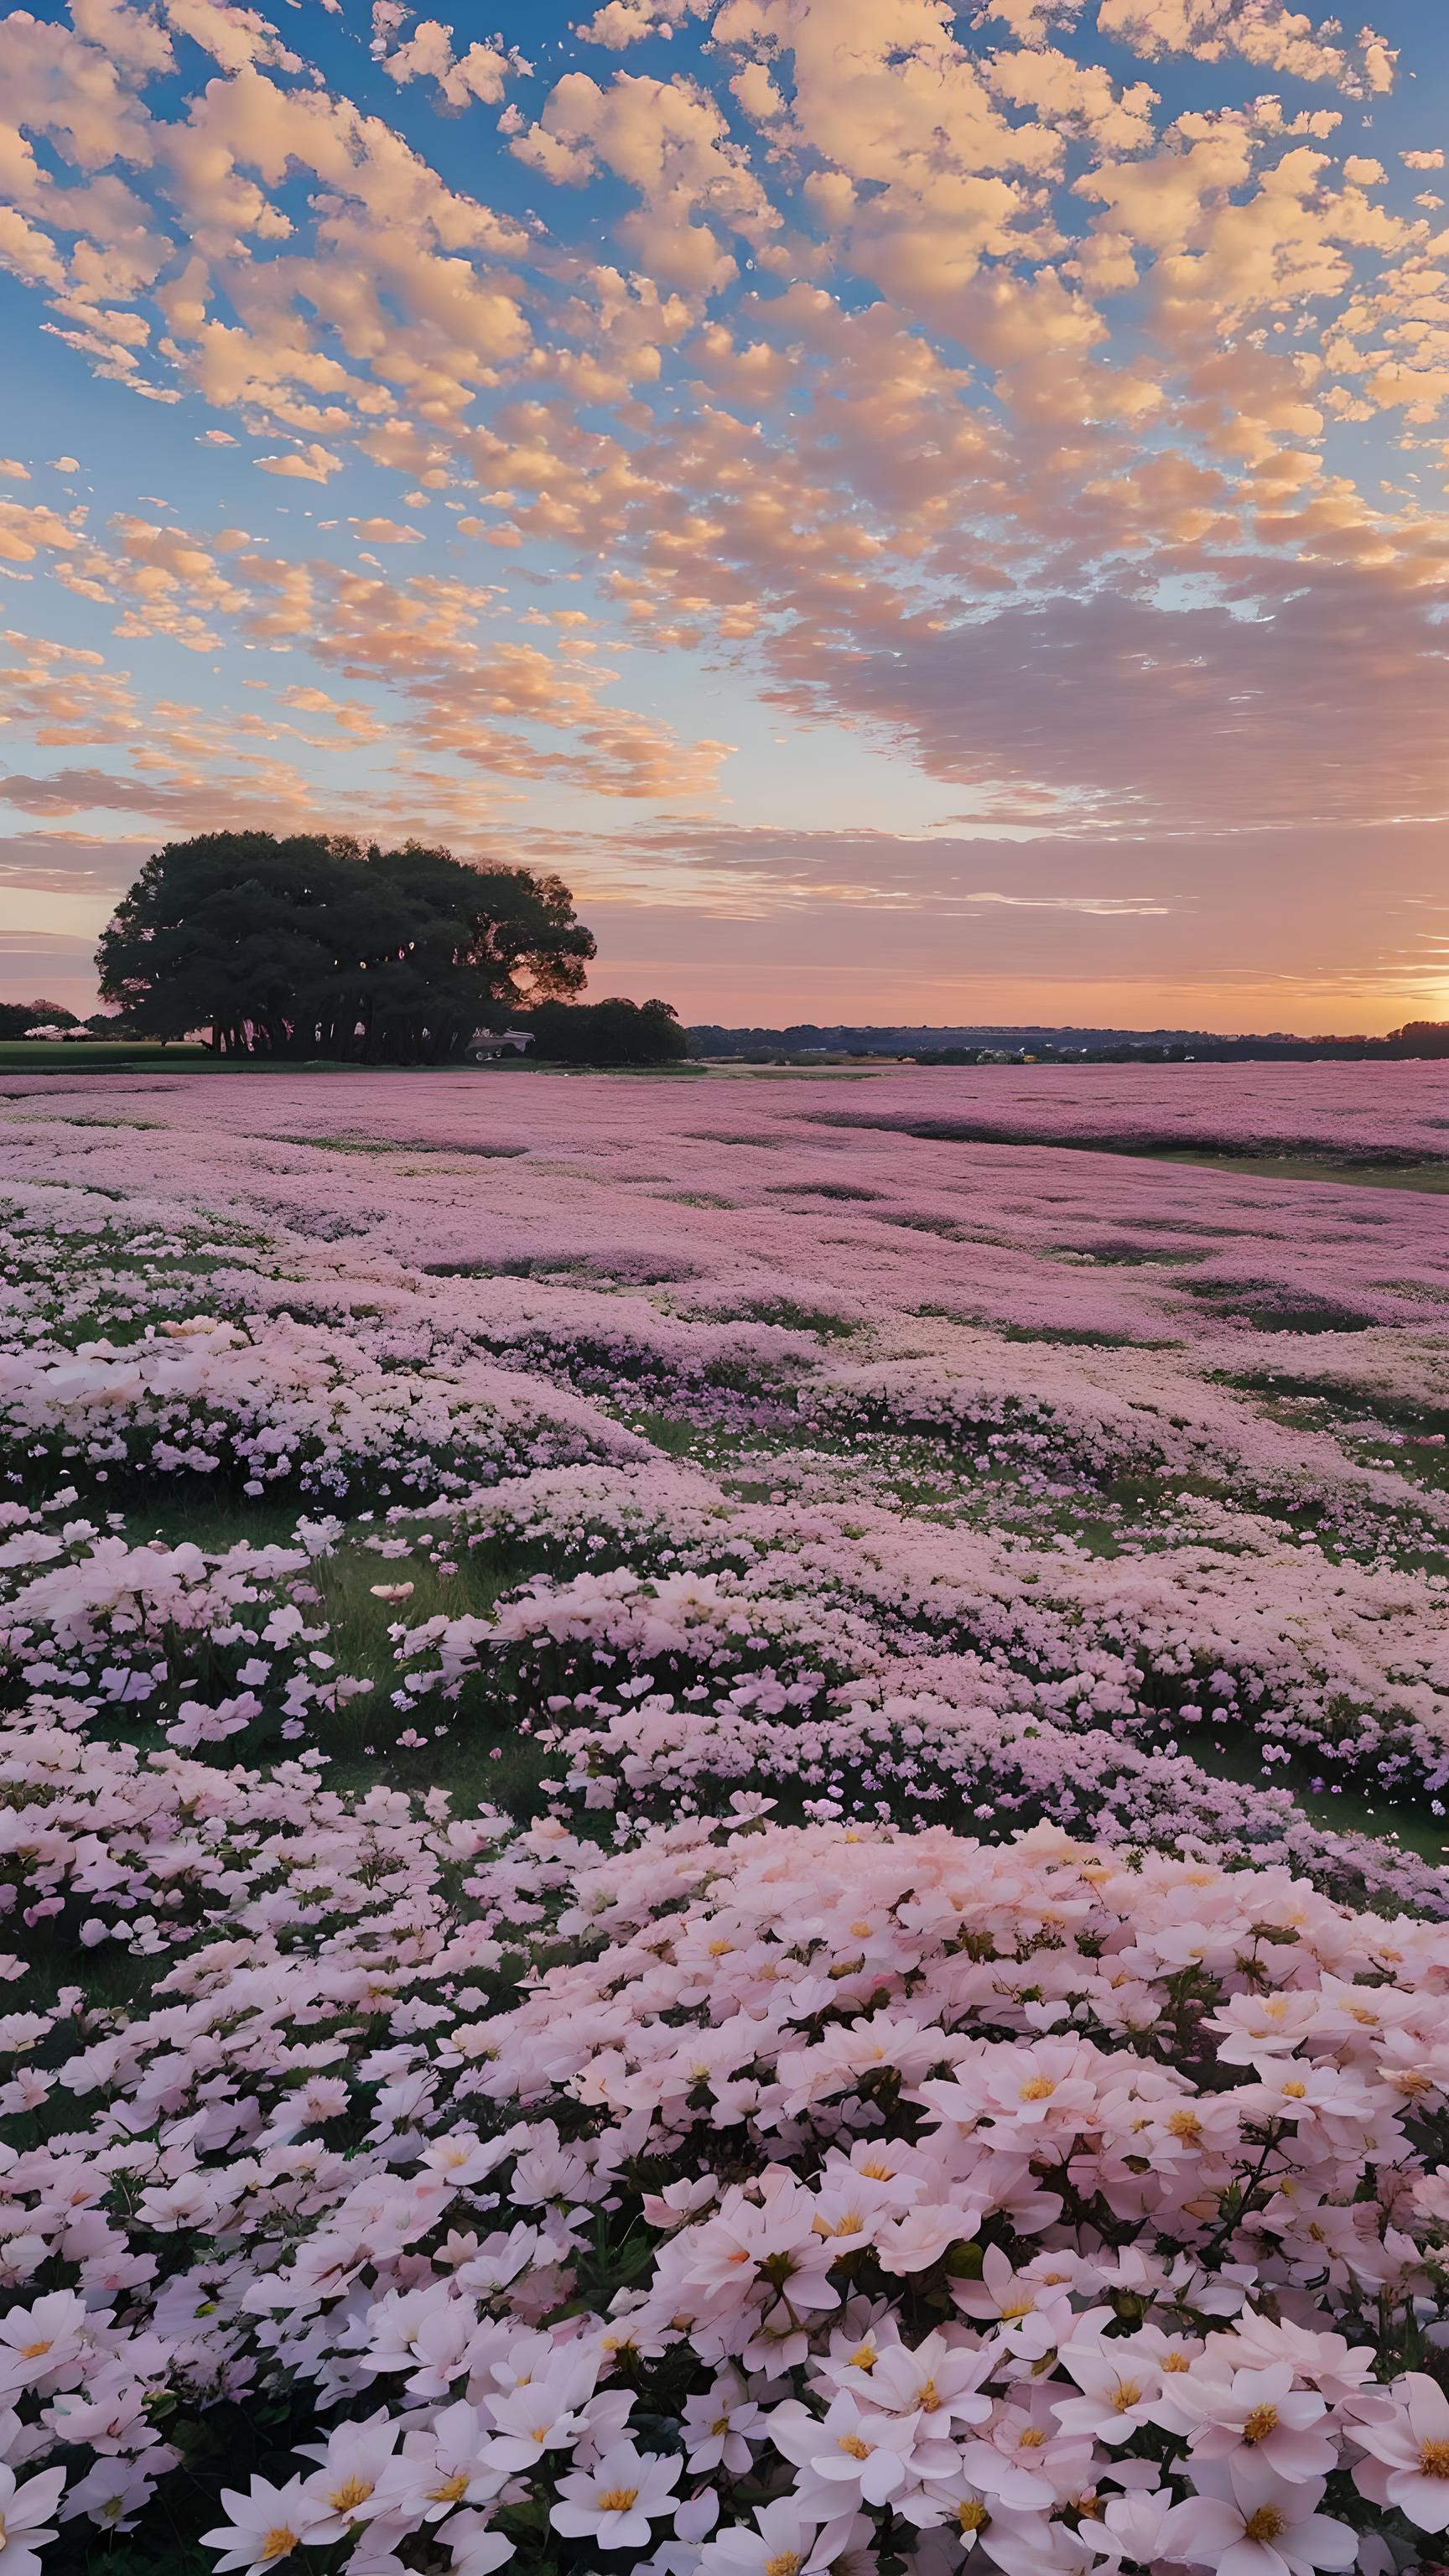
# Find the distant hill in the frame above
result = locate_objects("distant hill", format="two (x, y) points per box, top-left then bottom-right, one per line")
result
(686, 1022), (1446, 1062)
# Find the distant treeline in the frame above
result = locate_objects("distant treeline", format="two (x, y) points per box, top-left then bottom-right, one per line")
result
(688, 1021), (1449, 1064)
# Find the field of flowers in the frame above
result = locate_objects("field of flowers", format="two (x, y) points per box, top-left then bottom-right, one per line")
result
(0, 1059), (1447, 2576)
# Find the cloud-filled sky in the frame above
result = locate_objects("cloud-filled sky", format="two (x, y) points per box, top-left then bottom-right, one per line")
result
(1, 0), (1448, 1031)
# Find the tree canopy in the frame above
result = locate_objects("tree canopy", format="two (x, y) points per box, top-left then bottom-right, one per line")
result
(0, 1000), (79, 1040)
(1386, 1021), (1449, 1059)
(525, 996), (688, 1066)
(96, 833), (595, 1063)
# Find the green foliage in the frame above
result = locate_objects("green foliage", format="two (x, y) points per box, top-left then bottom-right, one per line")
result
(0, 998), (79, 1037)
(96, 831), (595, 1064)
(526, 995), (689, 1064)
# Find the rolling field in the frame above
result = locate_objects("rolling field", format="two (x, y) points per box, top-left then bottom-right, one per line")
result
(0, 1062), (1447, 2576)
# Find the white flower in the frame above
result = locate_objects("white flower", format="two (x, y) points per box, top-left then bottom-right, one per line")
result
(682, 2372), (761, 2473)
(0, 2465), (65, 2576)
(1349, 2371), (1449, 2532)
(201, 2476), (327, 2573)
(438, 2511), (514, 2576)
(766, 2394), (931, 2510)
(1176, 2458), (1357, 2576)
(1158, 2364), (1336, 2482)
(0, 2294), (86, 2397)
(1052, 2341), (1163, 2445)
(481, 2371), (589, 2472)
(698, 2497), (854, 2576)
(295, 2412), (398, 2539)
(550, 2442), (681, 2549)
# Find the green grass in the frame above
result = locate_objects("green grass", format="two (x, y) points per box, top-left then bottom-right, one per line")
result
(0, 1041), (210, 1070)
(1183, 1727), (1449, 1866)
(1140, 1148), (1449, 1193)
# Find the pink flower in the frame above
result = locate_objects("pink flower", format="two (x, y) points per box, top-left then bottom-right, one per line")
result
(549, 2442), (681, 2550)
(766, 2394), (931, 2509)
(0, 2468), (66, 2576)
(1157, 2364), (1336, 2482)
(682, 2372), (761, 2474)
(201, 2478), (328, 2573)
(1172, 2458), (1355, 2576)
(1052, 2340), (1163, 2444)
(1349, 2371), (1449, 2531)
(698, 2497), (855, 2576)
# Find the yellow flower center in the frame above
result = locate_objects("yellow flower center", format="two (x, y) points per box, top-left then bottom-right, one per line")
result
(326, 2479), (373, 2513)
(838, 2435), (872, 2459)
(1017, 2428), (1047, 2449)
(1281, 2080), (1306, 2100)
(19, 2342), (51, 2360)
(848, 2345), (877, 2371)
(598, 2487), (640, 2513)
(859, 2156), (896, 2180)
(428, 2473), (470, 2504)
(765, 2554), (802, 2576)
(917, 2378), (940, 2412)
(958, 2503), (989, 2532)
(1243, 2405), (1280, 2444)
(1241, 2507), (1285, 2544)
(1420, 2441), (1449, 2478)
(260, 2530), (299, 2563)
(1019, 2077), (1055, 2101)
(1166, 2110), (1202, 2141)
(1162, 2352), (1191, 2372)
(1000, 2295), (1034, 2319)
(1109, 2381), (1142, 2412)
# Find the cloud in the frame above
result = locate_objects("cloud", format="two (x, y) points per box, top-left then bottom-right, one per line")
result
(376, 19), (526, 112)
(254, 444), (345, 483)
(0, 631), (142, 743)
(1095, 0), (1389, 93)
(514, 69), (779, 293)
(574, 0), (707, 44)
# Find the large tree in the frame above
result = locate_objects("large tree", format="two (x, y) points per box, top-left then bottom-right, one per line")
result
(96, 833), (595, 1062)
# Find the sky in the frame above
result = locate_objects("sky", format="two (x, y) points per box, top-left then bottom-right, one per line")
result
(1, 0), (1448, 1034)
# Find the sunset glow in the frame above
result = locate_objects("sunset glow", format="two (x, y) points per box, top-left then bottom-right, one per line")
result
(2, 0), (1447, 1028)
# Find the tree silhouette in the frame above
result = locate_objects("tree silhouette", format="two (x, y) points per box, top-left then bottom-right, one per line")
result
(97, 832), (595, 1062)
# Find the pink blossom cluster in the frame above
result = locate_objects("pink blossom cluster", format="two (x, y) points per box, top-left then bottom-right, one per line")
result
(0, 1501), (374, 1755)
(396, 1462), (1449, 1826)
(1, 1794), (1449, 2571)
(801, 1060), (1449, 1166)
(0, 1311), (645, 1508)
(3, 1067), (1448, 1367)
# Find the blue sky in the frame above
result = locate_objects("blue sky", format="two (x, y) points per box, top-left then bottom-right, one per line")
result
(3, 0), (1448, 1029)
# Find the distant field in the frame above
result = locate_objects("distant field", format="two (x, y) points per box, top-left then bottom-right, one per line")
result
(0, 1041), (210, 1068)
